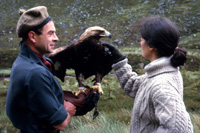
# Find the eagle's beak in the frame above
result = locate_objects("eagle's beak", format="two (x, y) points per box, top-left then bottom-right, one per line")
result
(100, 31), (111, 38)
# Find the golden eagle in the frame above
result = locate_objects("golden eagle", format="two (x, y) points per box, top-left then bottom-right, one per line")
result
(48, 26), (113, 118)
(48, 26), (112, 94)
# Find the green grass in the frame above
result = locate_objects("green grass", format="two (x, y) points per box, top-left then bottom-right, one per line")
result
(0, 69), (11, 77)
(190, 112), (200, 133)
(63, 110), (130, 133)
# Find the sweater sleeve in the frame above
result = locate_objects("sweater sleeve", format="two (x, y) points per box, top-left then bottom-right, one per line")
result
(112, 58), (145, 98)
(151, 84), (193, 133)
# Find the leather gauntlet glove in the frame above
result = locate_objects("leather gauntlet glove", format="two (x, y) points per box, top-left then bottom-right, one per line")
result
(103, 42), (126, 64)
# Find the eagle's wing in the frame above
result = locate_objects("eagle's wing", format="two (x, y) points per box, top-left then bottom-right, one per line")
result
(48, 45), (71, 81)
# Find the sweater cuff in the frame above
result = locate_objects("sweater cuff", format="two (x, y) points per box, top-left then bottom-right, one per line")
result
(49, 105), (68, 125)
(112, 58), (128, 70)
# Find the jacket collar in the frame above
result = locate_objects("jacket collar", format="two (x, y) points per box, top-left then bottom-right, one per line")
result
(19, 42), (55, 74)
(20, 42), (41, 64)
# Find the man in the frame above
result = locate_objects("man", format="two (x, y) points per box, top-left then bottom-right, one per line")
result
(6, 6), (76, 132)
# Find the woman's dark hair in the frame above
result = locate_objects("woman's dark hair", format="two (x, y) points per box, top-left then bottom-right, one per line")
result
(171, 47), (187, 67)
(135, 16), (187, 67)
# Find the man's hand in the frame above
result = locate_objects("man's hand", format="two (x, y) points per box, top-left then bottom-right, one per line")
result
(64, 101), (76, 116)
(53, 102), (76, 131)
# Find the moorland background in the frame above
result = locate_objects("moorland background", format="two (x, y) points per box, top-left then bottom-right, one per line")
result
(0, 0), (200, 132)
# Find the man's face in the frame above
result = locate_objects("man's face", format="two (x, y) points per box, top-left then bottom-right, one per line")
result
(35, 20), (59, 55)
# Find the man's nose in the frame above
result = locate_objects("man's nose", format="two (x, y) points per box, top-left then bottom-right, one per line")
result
(53, 33), (59, 42)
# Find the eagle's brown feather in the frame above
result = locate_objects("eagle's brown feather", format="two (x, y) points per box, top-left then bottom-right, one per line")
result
(48, 26), (112, 89)
(48, 26), (112, 118)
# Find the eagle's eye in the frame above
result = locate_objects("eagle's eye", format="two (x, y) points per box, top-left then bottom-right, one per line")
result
(98, 30), (105, 35)
(99, 30), (104, 33)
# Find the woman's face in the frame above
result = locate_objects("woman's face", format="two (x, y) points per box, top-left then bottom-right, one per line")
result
(140, 38), (157, 61)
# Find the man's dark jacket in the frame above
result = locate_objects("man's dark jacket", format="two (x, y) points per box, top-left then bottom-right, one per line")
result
(6, 43), (68, 132)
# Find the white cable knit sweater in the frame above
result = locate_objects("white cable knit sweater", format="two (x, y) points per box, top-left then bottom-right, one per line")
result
(112, 58), (193, 133)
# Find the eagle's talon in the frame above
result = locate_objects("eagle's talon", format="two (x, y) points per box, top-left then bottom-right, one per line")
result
(95, 82), (101, 87)
(91, 85), (103, 95)
(74, 89), (85, 96)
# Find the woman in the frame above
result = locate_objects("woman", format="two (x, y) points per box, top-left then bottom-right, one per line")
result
(103, 16), (193, 133)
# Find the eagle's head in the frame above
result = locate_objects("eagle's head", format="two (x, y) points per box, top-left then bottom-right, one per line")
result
(79, 26), (111, 41)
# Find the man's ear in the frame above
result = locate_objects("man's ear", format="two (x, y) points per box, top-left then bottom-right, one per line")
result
(28, 31), (37, 43)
